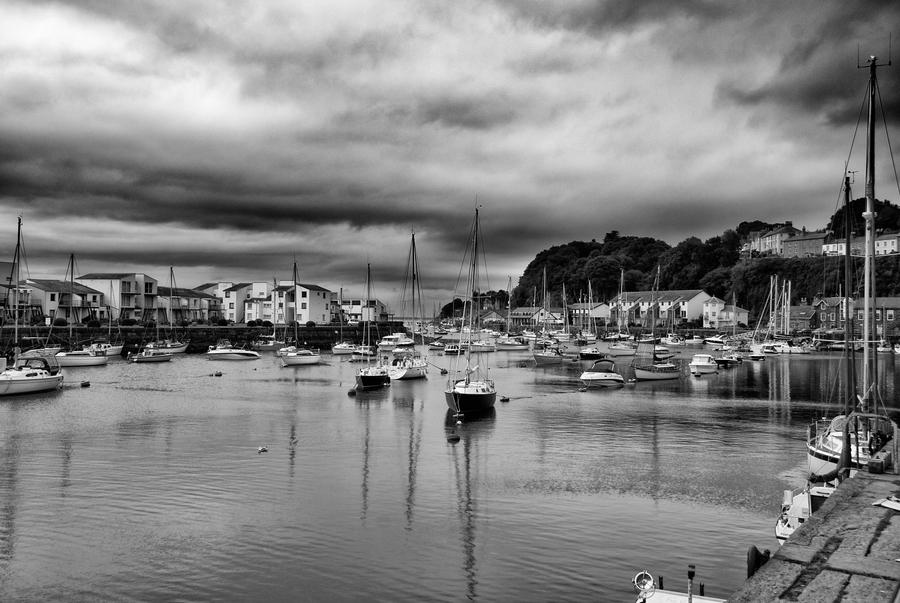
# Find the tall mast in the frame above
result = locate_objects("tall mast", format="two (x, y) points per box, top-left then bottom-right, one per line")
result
(843, 175), (857, 414)
(862, 56), (879, 410)
(13, 217), (21, 349)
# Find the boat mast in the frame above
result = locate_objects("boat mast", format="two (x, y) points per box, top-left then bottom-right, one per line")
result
(843, 174), (857, 414)
(464, 210), (479, 381)
(862, 56), (881, 411)
(13, 217), (21, 356)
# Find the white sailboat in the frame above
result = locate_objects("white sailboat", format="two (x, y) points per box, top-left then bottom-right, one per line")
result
(496, 276), (529, 351)
(805, 56), (896, 479)
(444, 208), (496, 416)
(0, 217), (65, 396)
(144, 267), (189, 354)
(281, 262), (321, 366)
(56, 253), (109, 367)
(388, 231), (428, 381)
(632, 267), (679, 381)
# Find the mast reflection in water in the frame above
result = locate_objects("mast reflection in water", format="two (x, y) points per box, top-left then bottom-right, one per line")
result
(0, 352), (896, 601)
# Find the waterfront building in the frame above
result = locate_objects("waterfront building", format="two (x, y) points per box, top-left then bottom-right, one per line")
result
(567, 302), (610, 327)
(702, 297), (749, 329)
(157, 286), (219, 324)
(77, 273), (158, 323)
(24, 279), (105, 324)
(747, 222), (801, 255)
(340, 297), (388, 323)
(609, 289), (710, 328)
(219, 282), (270, 324)
(788, 304), (818, 332)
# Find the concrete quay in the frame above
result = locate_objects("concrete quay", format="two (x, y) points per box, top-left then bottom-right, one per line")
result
(730, 471), (900, 601)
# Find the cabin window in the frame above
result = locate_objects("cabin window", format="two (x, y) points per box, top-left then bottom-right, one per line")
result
(889, 310), (895, 321)
(876, 310), (882, 320)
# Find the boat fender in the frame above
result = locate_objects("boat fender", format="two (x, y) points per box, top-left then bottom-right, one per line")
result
(81, 381), (90, 387)
(500, 396), (510, 402)
(746, 545), (771, 578)
(347, 389), (357, 396)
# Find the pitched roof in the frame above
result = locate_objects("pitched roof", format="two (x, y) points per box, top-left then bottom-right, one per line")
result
(610, 289), (706, 304)
(158, 286), (217, 299)
(25, 279), (103, 295)
(78, 273), (153, 280)
(223, 282), (253, 292)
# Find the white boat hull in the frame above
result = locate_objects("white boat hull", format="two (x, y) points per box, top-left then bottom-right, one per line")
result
(633, 364), (680, 380)
(281, 352), (321, 365)
(0, 373), (64, 395)
(388, 364), (427, 380)
(207, 350), (260, 360)
(56, 353), (109, 367)
(579, 371), (625, 388)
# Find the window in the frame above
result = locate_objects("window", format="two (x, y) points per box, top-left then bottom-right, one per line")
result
(50, 293), (56, 302)
(144, 282), (153, 294)
(229, 303), (234, 309)
(857, 310), (864, 320)
(302, 291), (308, 298)
(889, 310), (895, 321)
(225, 291), (231, 298)
(829, 313), (835, 321)
(876, 310), (882, 320)
(301, 303), (307, 309)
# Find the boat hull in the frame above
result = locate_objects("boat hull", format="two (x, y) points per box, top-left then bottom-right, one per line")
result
(444, 384), (496, 414)
(633, 364), (679, 381)
(355, 369), (390, 390)
(0, 373), (64, 395)
(145, 341), (189, 354)
(56, 353), (109, 367)
(281, 353), (321, 366)
(206, 350), (260, 360)
(579, 372), (625, 388)
(130, 352), (173, 363)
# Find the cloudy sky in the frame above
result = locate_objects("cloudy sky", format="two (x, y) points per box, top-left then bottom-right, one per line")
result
(1, 0), (898, 310)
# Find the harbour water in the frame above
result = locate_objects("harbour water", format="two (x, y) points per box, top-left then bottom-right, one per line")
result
(0, 347), (897, 601)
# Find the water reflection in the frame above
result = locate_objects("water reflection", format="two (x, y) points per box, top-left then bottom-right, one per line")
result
(445, 410), (495, 601)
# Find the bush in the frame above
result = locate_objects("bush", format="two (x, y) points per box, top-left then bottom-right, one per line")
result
(178, 320), (190, 327)
(120, 318), (137, 326)
(246, 320), (258, 327)
(217, 318), (228, 326)
(53, 317), (68, 327)
(261, 320), (273, 328)
(305, 321), (316, 328)
(144, 321), (156, 330)
(86, 319), (101, 329)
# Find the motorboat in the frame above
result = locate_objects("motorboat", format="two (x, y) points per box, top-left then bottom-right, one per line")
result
(129, 349), (173, 363)
(633, 361), (680, 381)
(713, 353), (742, 368)
(606, 342), (637, 357)
(494, 336), (528, 351)
(56, 349), (110, 367)
(579, 359), (624, 388)
(578, 347), (607, 360)
(774, 484), (835, 544)
(85, 341), (124, 356)
(653, 345), (675, 360)
(144, 339), (189, 354)
(206, 341), (260, 360)
(0, 353), (64, 396)
(253, 333), (285, 351)
(469, 340), (496, 353)
(689, 354), (718, 375)
(281, 348), (321, 366)
(703, 335), (727, 347)
(376, 333), (415, 350)
(388, 353), (428, 380)
(331, 341), (357, 355)
(533, 347), (565, 366)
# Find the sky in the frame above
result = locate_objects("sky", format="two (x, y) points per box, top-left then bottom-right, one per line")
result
(2, 0), (899, 312)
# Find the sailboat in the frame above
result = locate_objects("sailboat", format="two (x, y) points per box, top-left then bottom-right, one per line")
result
(388, 231), (428, 380)
(0, 217), (65, 395)
(332, 288), (357, 355)
(144, 268), (189, 354)
(495, 276), (528, 350)
(632, 266), (679, 381)
(777, 58), (899, 544)
(281, 262), (321, 366)
(85, 281), (125, 356)
(444, 208), (496, 416)
(806, 56), (896, 479)
(354, 263), (390, 390)
(55, 253), (109, 367)
(606, 269), (636, 356)
(532, 267), (565, 366)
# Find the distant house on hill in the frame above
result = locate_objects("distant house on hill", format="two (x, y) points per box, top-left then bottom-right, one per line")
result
(782, 230), (827, 258)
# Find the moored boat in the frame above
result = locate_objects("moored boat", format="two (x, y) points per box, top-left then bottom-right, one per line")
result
(281, 348), (321, 366)
(688, 353), (718, 375)
(56, 349), (110, 367)
(206, 340), (260, 360)
(129, 349), (173, 363)
(579, 359), (624, 388)
(0, 352), (64, 396)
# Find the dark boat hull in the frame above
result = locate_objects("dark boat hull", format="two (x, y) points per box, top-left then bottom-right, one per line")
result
(355, 373), (390, 391)
(444, 390), (496, 414)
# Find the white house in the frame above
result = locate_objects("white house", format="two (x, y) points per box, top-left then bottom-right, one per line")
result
(341, 297), (389, 323)
(77, 273), (158, 322)
(702, 297), (750, 329)
(25, 279), (104, 323)
(221, 282), (271, 323)
(609, 289), (710, 328)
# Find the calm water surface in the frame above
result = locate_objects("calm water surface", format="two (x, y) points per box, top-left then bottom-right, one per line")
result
(1, 346), (897, 602)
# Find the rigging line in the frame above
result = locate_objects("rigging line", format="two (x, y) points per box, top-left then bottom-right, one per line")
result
(832, 83), (870, 218)
(875, 81), (900, 206)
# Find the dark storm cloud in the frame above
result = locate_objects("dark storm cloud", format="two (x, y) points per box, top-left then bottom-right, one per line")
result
(494, 0), (732, 33)
(716, 3), (900, 128)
